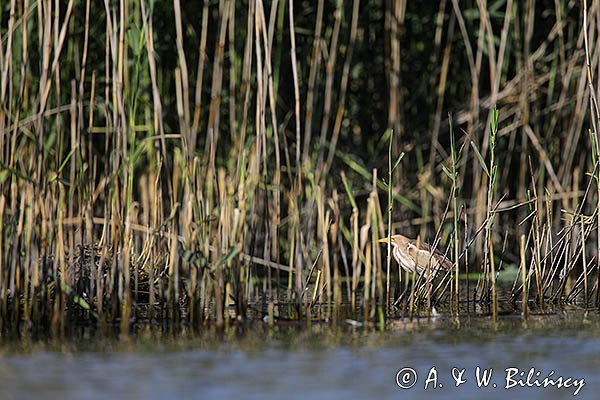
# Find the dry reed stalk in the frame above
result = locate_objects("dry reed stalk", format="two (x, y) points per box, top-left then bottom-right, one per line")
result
(287, 0), (301, 200)
(583, 0), (600, 308)
(387, 0), (406, 140)
(190, 1), (208, 153)
(330, 191), (341, 309)
(302, 0), (324, 166)
(173, 0), (190, 147)
(324, 0), (361, 176)
(520, 234), (528, 318)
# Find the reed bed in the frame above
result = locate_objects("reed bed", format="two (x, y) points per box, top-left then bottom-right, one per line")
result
(0, 1), (599, 334)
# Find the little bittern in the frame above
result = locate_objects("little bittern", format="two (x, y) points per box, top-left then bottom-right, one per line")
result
(378, 234), (452, 276)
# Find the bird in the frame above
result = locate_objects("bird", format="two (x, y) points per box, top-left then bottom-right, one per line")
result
(377, 234), (452, 277)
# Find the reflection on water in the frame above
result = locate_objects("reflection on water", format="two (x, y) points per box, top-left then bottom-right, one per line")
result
(0, 311), (599, 400)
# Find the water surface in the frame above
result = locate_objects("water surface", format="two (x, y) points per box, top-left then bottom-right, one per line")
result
(0, 311), (598, 399)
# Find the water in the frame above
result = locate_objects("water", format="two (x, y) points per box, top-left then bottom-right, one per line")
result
(0, 311), (598, 399)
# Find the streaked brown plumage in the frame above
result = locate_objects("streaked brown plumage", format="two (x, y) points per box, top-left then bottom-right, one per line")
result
(378, 234), (452, 276)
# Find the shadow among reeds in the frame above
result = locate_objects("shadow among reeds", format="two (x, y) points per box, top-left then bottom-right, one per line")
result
(1, 1), (600, 334)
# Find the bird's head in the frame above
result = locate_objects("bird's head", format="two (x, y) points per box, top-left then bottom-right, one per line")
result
(377, 234), (408, 248)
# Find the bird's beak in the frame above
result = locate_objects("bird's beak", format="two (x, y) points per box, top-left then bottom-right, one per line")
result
(377, 237), (390, 244)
